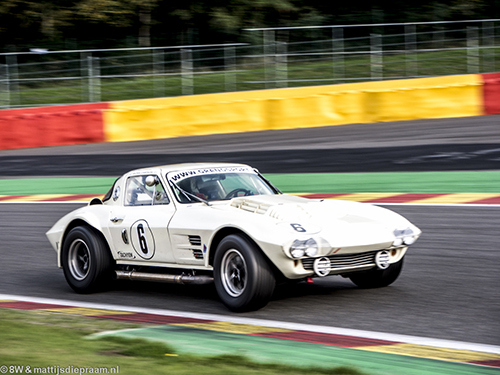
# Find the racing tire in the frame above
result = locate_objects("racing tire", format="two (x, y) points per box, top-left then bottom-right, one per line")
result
(348, 257), (404, 289)
(214, 234), (276, 312)
(61, 226), (114, 293)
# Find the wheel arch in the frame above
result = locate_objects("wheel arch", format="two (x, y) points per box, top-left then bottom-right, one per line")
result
(59, 219), (112, 267)
(208, 227), (283, 279)
(208, 227), (250, 267)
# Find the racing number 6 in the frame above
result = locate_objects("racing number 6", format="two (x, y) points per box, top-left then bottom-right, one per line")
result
(290, 223), (306, 232)
(137, 224), (149, 254)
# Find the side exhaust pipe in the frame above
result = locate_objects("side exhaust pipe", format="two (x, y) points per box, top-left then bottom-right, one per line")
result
(115, 270), (213, 285)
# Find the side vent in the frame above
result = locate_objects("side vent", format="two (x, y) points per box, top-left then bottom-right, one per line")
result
(188, 235), (202, 246)
(192, 249), (204, 259)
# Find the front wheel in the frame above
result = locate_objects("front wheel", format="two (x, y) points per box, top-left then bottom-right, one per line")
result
(348, 257), (404, 288)
(61, 226), (114, 293)
(214, 234), (275, 312)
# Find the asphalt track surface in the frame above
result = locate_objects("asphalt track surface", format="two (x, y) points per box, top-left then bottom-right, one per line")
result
(0, 115), (499, 347)
(0, 115), (500, 175)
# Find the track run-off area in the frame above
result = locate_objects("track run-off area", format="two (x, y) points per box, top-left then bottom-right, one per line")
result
(0, 115), (499, 374)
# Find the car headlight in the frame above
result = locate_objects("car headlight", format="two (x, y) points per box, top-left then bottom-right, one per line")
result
(290, 238), (318, 258)
(393, 227), (416, 246)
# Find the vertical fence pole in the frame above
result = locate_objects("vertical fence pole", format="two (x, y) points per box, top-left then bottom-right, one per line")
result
(482, 21), (494, 72)
(264, 30), (275, 89)
(94, 57), (101, 102)
(405, 24), (417, 77)
(0, 63), (9, 109)
(81, 52), (88, 102)
(371, 33), (382, 80)
(153, 49), (165, 97)
(181, 49), (193, 95)
(224, 46), (236, 92)
(87, 54), (93, 102)
(87, 55), (101, 102)
(332, 27), (345, 82)
(467, 26), (479, 74)
(276, 42), (287, 88)
(6, 55), (19, 107)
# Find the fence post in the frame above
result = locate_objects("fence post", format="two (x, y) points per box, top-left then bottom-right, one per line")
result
(332, 27), (345, 82)
(482, 21), (495, 72)
(467, 26), (479, 74)
(6, 55), (19, 107)
(264, 30), (275, 88)
(371, 33), (382, 80)
(0, 63), (9, 109)
(405, 24), (417, 77)
(153, 49), (165, 97)
(276, 42), (287, 88)
(224, 46), (236, 92)
(87, 55), (101, 102)
(181, 49), (193, 95)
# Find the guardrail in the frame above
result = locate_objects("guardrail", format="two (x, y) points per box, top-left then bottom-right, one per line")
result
(0, 19), (499, 109)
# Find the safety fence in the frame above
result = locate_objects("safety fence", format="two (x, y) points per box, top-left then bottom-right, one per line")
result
(1, 72), (499, 150)
(0, 19), (499, 109)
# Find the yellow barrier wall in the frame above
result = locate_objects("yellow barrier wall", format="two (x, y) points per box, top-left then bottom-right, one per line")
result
(104, 74), (482, 143)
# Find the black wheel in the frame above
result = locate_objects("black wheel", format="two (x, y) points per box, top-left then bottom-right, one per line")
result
(225, 188), (251, 199)
(61, 226), (114, 293)
(214, 234), (275, 312)
(348, 257), (404, 288)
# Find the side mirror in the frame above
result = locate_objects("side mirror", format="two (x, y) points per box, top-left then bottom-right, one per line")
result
(145, 175), (158, 187)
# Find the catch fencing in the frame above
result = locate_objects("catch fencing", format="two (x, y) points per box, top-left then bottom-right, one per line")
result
(0, 19), (499, 109)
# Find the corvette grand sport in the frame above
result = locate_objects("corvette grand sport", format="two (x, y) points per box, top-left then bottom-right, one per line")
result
(47, 163), (421, 311)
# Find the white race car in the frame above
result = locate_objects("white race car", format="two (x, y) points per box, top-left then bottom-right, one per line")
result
(47, 163), (421, 311)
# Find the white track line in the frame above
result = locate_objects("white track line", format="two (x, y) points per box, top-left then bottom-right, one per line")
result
(1, 293), (499, 355)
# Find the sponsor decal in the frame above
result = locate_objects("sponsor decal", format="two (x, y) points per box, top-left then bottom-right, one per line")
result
(168, 166), (255, 182)
(117, 251), (135, 259)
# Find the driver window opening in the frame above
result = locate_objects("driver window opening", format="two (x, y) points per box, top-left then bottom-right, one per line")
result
(125, 175), (170, 206)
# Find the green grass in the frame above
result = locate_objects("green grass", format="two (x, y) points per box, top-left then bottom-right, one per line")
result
(0, 308), (367, 375)
(5, 47), (500, 108)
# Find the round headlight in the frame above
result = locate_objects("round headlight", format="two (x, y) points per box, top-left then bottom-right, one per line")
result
(392, 238), (403, 247)
(291, 248), (305, 258)
(305, 238), (318, 257)
(403, 236), (416, 245)
(290, 238), (318, 258)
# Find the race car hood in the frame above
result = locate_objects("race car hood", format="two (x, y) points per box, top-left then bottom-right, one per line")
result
(228, 194), (421, 252)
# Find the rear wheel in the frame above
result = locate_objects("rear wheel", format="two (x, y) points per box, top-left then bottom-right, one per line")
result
(348, 257), (404, 288)
(61, 226), (114, 293)
(214, 234), (275, 312)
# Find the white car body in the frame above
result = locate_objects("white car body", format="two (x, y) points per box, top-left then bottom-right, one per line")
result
(47, 163), (421, 311)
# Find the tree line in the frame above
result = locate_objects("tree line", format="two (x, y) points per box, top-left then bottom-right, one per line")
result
(1, 0), (499, 52)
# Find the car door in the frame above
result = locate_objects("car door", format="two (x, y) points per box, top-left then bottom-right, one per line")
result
(107, 174), (177, 264)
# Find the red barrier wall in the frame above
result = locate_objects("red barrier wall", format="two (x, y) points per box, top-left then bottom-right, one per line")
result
(481, 73), (500, 115)
(0, 103), (108, 150)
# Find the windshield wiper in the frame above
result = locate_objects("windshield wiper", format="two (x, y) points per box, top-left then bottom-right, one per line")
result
(168, 179), (211, 206)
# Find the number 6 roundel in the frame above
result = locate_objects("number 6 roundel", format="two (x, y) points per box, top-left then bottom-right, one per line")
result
(130, 220), (156, 259)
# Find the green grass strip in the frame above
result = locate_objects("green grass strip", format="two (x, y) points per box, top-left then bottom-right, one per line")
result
(0, 308), (365, 375)
(0, 171), (499, 195)
(267, 171), (500, 193)
(95, 325), (500, 375)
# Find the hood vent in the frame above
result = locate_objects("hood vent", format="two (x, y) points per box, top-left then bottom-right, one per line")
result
(266, 204), (312, 221)
(230, 200), (270, 215)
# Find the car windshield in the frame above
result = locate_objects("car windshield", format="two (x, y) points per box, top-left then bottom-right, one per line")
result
(167, 167), (278, 203)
